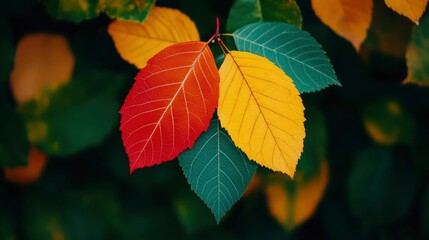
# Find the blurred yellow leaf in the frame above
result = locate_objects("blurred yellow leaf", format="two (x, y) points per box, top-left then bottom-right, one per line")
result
(10, 33), (74, 104)
(265, 160), (329, 230)
(384, 0), (428, 24)
(363, 99), (414, 145)
(311, 0), (373, 51)
(218, 51), (305, 177)
(108, 7), (199, 69)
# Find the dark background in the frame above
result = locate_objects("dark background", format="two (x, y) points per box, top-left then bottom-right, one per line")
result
(1, 0), (429, 239)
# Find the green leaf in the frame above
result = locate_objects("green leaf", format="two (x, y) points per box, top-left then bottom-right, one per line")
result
(232, 22), (340, 93)
(178, 113), (257, 223)
(1, 0), (37, 16)
(226, 0), (302, 32)
(404, 14), (429, 86)
(18, 71), (124, 156)
(43, 0), (99, 23)
(43, 0), (155, 23)
(102, 0), (155, 22)
(348, 147), (419, 228)
(363, 99), (414, 146)
(0, 101), (29, 167)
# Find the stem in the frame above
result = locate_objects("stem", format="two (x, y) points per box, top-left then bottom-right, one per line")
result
(221, 33), (234, 37)
(207, 17), (221, 44)
(216, 37), (230, 56)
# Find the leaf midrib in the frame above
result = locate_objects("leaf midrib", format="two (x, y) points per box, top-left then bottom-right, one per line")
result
(130, 43), (209, 170)
(227, 52), (293, 173)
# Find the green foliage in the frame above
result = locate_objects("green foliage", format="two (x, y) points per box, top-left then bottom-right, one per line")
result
(0, 0), (429, 239)
(44, 0), (155, 22)
(348, 147), (419, 228)
(179, 114), (257, 223)
(405, 14), (429, 86)
(232, 22), (341, 93)
(18, 71), (124, 156)
(226, 0), (302, 32)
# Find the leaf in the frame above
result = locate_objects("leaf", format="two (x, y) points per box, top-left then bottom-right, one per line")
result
(311, 0), (373, 51)
(18, 71), (124, 156)
(265, 160), (328, 230)
(120, 41), (219, 173)
(364, 0), (413, 58)
(384, 0), (428, 24)
(363, 99), (414, 145)
(101, 0), (155, 22)
(10, 33), (75, 104)
(178, 113), (257, 223)
(232, 22), (340, 93)
(43, 0), (155, 23)
(108, 7), (199, 69)
(218, 51), (305, 177)
(226, 0), (302, 32)
(4, 146), (47, 184)
(404, 15), (429, 86)
(348, 147), (419, 228)
(264, 108), (328, 230)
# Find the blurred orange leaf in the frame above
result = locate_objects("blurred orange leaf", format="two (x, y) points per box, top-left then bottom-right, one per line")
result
(265, 160), (329, 230)
(384, 0), (428, 24)
(10, 33), (74, 104)
(108, 7), (199, 69)
(4, 146), (47, 184)
(311, 0), (373, 51)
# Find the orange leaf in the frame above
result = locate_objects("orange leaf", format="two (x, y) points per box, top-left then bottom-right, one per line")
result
(265, 160), (329, 230)
(120, 41), (219, 173)
(10, 33), (74, 104)
(311, 0), (373, 51)
(385, 0), (428, 24)
(108, 7), (199, 69)
(4, 146), (47, 184)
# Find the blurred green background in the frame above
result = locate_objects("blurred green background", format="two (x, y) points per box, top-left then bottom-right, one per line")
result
(1, 0), (429, 239)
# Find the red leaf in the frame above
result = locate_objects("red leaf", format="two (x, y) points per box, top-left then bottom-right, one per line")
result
(120, 41), (220, 173)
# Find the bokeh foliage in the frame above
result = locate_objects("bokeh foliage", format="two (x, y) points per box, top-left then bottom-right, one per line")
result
(1, 0), (429, 239)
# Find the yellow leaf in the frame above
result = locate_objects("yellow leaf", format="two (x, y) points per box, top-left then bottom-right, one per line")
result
(385, 0), (428, 24)
(311, 0), (373, 51)
(265, 160), (329, 230)
(10, 33), (75, 104)
(108, 7), (199, 69)
(218, 51), (305, 178)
